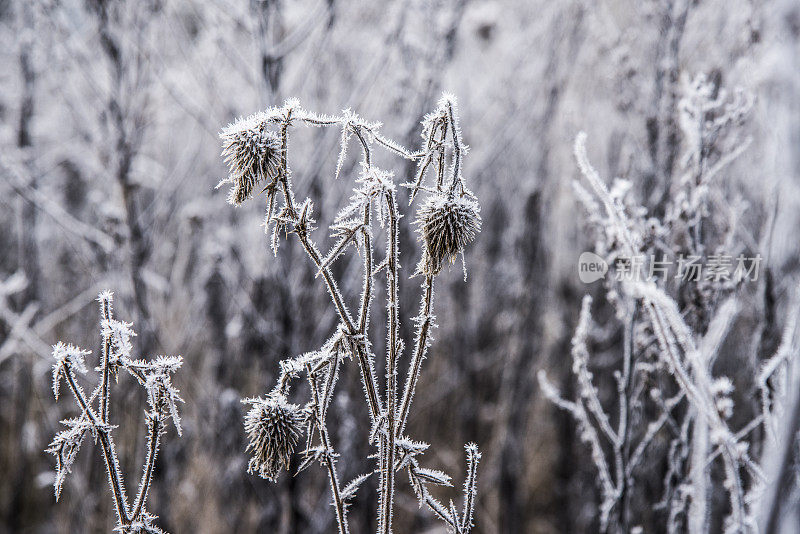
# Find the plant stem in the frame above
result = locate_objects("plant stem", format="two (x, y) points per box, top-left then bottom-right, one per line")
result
(380, 191), (400, 534)
(445, 100), (462, 196)
(99, 297), (112, 424)
(306, 363), (349, 534)
(63, 364), (129, 525)
(275, 114), (385, 420)
(132, 415), (162, 520)
(397, 274), (435, 436)
(354, 203), (384, 421)
(615, 301), (636, 531)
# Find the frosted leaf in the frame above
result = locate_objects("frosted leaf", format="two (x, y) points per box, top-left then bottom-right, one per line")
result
(296, 445), (328, 475)
(396, 436), (429, 456)
(102, 318), (136, 362)
(341, 472), (374, 502)
(414, 468), (452, 487)
(46, 417), (92, 500)
(145, 371), (184, 435)
(125, 355), (183, 375)
(115, 513), (165, 534)
(51, 342), (90, 400)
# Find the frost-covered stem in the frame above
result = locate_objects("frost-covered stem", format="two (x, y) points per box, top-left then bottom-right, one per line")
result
(99, 342), (112, 422)
(461, 444), (481, 532)
(354, 127), (372, 167)
(299, 236), (355, 328)
(377, 438), (388, 533)
(320, 349), (341, 420)
(63, 362), (129, 525)
(644, 298), (746, 529)
(350, 129), (384, 423)
(359, 204), (373, 333)
(305, 363), (349, 534)
(371, 132), (420, 160)
(435, 119), (448, 192)
(410, 124), (439, 203)
(355, 203), (383, 421)
(573, 296), (617, 445)
(294, 196), (382, 421)
(396, 107), (444, 436)
(355, 345), (382, 421)
(380, 190), (400, 534)
(644, 301), (703, 418)
(275, 113), (360, 337)
(397, 274), (435, 436)
(99, 297), (113, 424)
(626, 391), (686, 479)
(276, 110), (299, 219)
(688, 321), (712, 534)
(688, 410), (709, 533)
(445, 100), (463, 196)
(615, 301), (636, 530)
(538, 370), (616, 527)
(761, 366), (800, 533)
(410, 472), (456, 528)
(132, 415), (162, 520)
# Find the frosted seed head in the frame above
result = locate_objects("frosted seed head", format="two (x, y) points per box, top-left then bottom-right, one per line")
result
(415, 194), (481, 275)
(219, 113), (282, 205)
(243, 394), (306, 481)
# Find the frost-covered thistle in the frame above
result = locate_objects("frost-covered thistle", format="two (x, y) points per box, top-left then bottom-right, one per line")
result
(243, 394), (305, 481)
(219, 112), (282, 205)
(415, 193), (481, 275)
(46, 291), (183, 534)
(218, 95), (481, 534)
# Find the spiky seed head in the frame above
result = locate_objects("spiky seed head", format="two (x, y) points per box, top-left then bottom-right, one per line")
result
(243, 394), (305, 481)
(219, 113), (282, 205)
(415, 194), (481, 275)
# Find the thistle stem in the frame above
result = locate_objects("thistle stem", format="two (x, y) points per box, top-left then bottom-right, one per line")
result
(99, 297), (112, 424)
(132, 415), (162, 520)
(355, 203), (384, 420)
(380, 191), (400, 534)
(63, 364), (129, 525)
(397, 274), (435, 436)
(306, 363), (349, 534)
(282, 115), (384, 422)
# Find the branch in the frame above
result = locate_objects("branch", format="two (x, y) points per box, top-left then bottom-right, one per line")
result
(306, 363), (349, 534)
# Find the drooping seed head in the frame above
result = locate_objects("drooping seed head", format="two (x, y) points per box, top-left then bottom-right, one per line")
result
(415, 194), (481, 275)
(219, 113), (282, 205)
(243, 394), (305, 481)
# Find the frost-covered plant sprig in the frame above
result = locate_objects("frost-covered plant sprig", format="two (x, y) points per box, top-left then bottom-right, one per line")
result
(540, 75), (776, 533)
(219, 94), (481, 534)
(47, 291), (183, 534)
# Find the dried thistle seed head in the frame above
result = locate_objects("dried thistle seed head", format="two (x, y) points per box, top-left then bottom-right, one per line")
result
(415, 194), (481, 275)
(243, 394), (306, 481)
(219, 113), (282, 205)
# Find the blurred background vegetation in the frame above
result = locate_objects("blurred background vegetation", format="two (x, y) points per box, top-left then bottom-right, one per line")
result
(1, 0), (799, 532)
